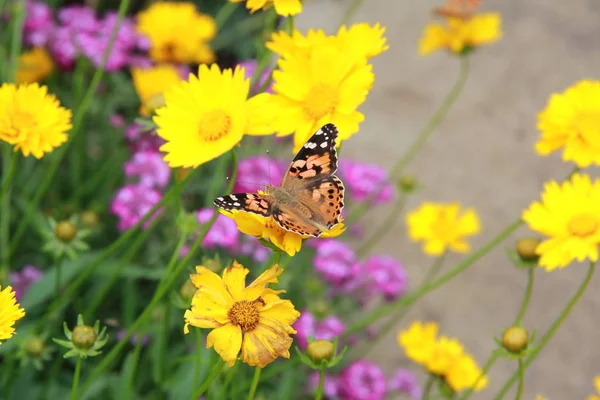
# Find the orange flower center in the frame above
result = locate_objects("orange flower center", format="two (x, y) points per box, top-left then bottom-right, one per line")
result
(199, 109), (231, 142)
(304, 84), (339, 120)
(228, 299), (263, 332)
(567, 214), (598, 237)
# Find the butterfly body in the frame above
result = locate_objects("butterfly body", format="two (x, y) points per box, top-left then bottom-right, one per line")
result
(214, 123), (345, 238)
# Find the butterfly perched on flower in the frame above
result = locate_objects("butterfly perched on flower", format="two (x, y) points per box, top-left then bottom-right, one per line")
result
(214, 123), (345, 237)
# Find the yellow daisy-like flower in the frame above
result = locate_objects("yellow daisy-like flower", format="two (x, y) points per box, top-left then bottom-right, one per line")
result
(587, 376), (600, 400)
(229, 0), (302, 16)
(419, 13), (502, 55)
(0, 286), (26, 344)
(132, 65), (183, 116)
(522, 174), (600, 271)
(445, 353), (488, 392)
(406, 202), (481, 256)
(16, 47), (53, 84)
(426, 336), (464, 375)
(0, 83), (72, 158)
(153, 64), (274, 168)
(221, 209), (345, 256)
(136, 2), (216, 64)
(183, 261), (300, 367)
(536, 80), (600, 168)
(397, 321), (439, 365)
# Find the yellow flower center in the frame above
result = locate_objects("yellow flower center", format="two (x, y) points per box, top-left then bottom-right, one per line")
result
(199, 110), (231, 142)
(9, 111), (36, 140)
(228, 299), (263, 332)
(567, 213), (598, 237)
(303, 84), (339, 120)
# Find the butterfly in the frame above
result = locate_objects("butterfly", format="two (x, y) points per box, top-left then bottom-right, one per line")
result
(214, 123), (345, 238)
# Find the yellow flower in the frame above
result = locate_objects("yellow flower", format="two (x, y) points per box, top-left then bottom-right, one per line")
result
(0, 286), (26, 344)
(426, 336), (464, 375)
(406, 202), (481, 256)
(522, 174), (600, 271)
(132, 65), (183, 116)
(183, 261), (300, 367)
(445, 353), (488, 392)
(0, 83), (72, 158)
(397, 321), (439, 365)
(229, 0), (302, 16)
(221, 209), (345, 256)
(16, 48), (53, 84)
(136, 2), (216, 64)
(587, 376), (600, 400)
(419, 13), (502, 55)
(536, 80), (600, 167)
(154, 64), (274, 168)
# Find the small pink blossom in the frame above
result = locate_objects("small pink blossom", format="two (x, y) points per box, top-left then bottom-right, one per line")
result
(364, 255), (408, 301)
(9, 265), (43, 301)
(338, 160), (393, 204)
(124, 151), (171, 189)
(307, 371), (339, 398)
(234, 156), (283, 194)
(314, 239), (360, 286)
(388, 369), (422, 399)
(110, 184), (163, 231)
(196, 208), (239, 250)
(293, 310), (346, 350)
(338, 361), (387, 400)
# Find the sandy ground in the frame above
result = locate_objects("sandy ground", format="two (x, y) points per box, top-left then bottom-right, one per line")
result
(296, 0), (600, 398)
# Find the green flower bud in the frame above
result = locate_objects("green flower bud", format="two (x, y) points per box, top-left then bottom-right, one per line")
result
(502, 326), (529, 352)
(307, 340), (335, 362)
(55, 221), (77, 243)
(516, 237), (540, 261)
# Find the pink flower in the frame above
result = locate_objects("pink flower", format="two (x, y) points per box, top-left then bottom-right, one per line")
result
(57, 5), (100, 32)
(110, 114), (126, 128)
(388, 369), (422, 399)
(338, 361), (387, 400)
(110, 184), (163, 231)
(307, 371), (339, 398)
(293, 310), (346, 350)
(338, 160), (393, 204)
(314, 239), (360, 286)
(235, 59), (274, 94)
(238, 238), (270, 262)
(293, 310), (316, 349)
(315, 316), (346, 342)
(364, 255), (408, 301)
(124, 122), (164, 153)
(9, 265), (43, 301)
(234, 156), (283, 194)
(196, 208), (239, 250)
(24, 0), (54, 46)
(124, 150), (171, 189)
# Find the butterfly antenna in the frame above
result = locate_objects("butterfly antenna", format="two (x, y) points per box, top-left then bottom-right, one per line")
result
(266, 149), (272, 186)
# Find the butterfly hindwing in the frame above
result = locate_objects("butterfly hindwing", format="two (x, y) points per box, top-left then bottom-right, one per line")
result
(301, 175), (345, 229)
(214, 193), (272, 217)
(272, 205), (323, 237)
(282, 123), (339, 185)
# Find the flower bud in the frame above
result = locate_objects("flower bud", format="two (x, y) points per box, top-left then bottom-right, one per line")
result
(24, 337), (45, 358)
(180, 280), (197, 300)
(72, 325), (97, 349)
(502, 326), (528, 352)
(55, 221), (77, 243)
(307, 339), (335, 362)
(516, 237), (540, 261)
(203, 258), (222, 273)
(81, 210), (99, 228)
(398, 175), (418, 193)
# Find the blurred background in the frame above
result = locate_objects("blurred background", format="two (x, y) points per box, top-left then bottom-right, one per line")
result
(296, 0), (600, 398)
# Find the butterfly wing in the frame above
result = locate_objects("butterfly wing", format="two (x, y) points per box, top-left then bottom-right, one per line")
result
(272, 204), (323, 237)
(214, 193), (272, 217)
(302, 175), (345, 229)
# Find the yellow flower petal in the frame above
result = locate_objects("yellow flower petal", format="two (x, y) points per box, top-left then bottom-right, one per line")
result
(244, 264), (284, 301)
(206, 323), (243, 366)
(222, 261), (250, 302)
(241, 317), (295, 367)
(190, 266), (233, 307)
(0, 286), (26, 344)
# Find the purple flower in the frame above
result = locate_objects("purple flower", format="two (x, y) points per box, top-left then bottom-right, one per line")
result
(116, 329), (150, 346)
(124, 122), (164, 153)
(234, 156), (283, 194)
(9, 265), (43, 301)
(238, 238), (270, 262)
(364, 255), (408, 301)
(338, 361), (387, 400)
(307, 371), (339, 398)
(315, 316), (346, 342)
(338, 160), (393, 204)
(196, 208), (239, 250)
(110, 184), (163, 231)
(293, 311), (346, 350)
(314, 239), (360, 286)
(293, 310), (316, 349)
(57, 5), (100, 32)
(124, 150), (171, 189)
(388, 369), (422, 399)
(236, 59), (273, 94)
(49, 26), (78, 69)
(23, 0), (54, 46)
(110, 114), (125, 128)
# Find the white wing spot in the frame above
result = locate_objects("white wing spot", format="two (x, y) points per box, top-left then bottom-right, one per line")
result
(230, 195), (238, 201)
(233, 202), (241, 207)
(304, 142), (317, 149)
(217, 197), (224, 201)
(315, 129), (323, 135)
(320, 141), (328, 148)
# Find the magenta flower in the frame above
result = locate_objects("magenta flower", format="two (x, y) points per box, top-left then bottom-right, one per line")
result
(364, 255), (408, 301)
(315, 316), (346, 342)
(23, 0), (54, 46)
(124, 150), (171, 189)
(238, 238), (270, 262)
(110, 184), (163, 231)
(293, 310), (316, 349)
(9, 265), (43, 301)
(314, 239), (360, 286)
(196, 208), (239, 250)
(388, 369), (422, 399)
(338, 160), (393, 204)
(307, 371), (339, 398)
(338, 361), (387, 400)
(236, 59), (273, 94)
(293, 311), (346, 350)
(110, 114), (125, 128)
(124, 122), (164, 153)
(234, 156), (283, 194)
(57, 5), (100, 32)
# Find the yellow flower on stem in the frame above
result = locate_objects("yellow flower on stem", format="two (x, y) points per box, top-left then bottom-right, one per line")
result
(229, 0), (302, 16)
(131, 65), (183, 116)
(0, 83), (72, 158)
(419, 12), (502, 55)
(136, 2), (216, 64)
(183, 261), (300, 367)
(220, 209), (345, 256)
(536, 80), (600, 168)
(397, 321), (439, 365)
(445, 353), (488, 392)
(425, 336), (464, 375)
(587, 376), (600, 400)
(153, 64), (274, 168)
(0, 286), (26, 344)
(522, 174), (600, 271)
(16, 48), (53, 84)
(406, 202), (481, 256)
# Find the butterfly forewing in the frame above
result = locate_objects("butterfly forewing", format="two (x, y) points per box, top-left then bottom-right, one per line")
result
(214, 193), (272, 217)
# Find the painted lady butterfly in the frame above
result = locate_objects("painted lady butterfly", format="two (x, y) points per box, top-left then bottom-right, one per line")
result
(214, 123), (345, 237)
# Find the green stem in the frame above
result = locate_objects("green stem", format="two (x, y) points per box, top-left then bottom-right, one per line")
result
(347, 56), (470, 224)
(0, 145), (14, 281)
(421, 374), (435, 400)
(0, 146), (18, 204)
(515, 267), (535, 325)
(493, 261), (595, 400)
(54, 254), (64, 297)
(287, 16), (294, 35)
(515, 360), (524, 400)
(356, 194), (407, 258)
(339, 0), (364, 26)
(214, 1), (238, 27)
(247, 367), (262, 400)
(457, 352), (499, 400)
(70, 358), (82, 400)
(9, 0), (130, 253)
(157, 299), (171, 384)
(126, 321), (147, 393)
(8, 0), (25, 83)
(192, 359), (225, 399)
(190, 329), (204, 400)
(315, 367), (325, 400)
(344, 218), (522, 336)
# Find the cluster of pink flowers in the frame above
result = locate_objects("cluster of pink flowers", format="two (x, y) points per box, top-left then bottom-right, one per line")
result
(338, 160), (394, 205)
(294, 310), (346, 350)
(24, 1), (150, 71)
(234, 155), (284, 194)
(9, 265), (44, 301)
